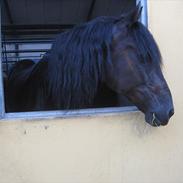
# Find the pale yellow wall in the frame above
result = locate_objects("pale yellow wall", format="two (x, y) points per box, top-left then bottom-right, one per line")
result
(0, 1), (183, 183)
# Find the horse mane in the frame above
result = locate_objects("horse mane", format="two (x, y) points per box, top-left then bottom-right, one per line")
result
(47, 16), (116, 109)
(130, 22), (162, 66)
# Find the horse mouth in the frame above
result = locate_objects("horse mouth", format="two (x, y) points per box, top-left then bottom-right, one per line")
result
(145, 112), (167, 127)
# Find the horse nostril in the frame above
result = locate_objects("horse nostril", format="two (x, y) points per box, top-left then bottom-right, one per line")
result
(169, 109), (174, 118)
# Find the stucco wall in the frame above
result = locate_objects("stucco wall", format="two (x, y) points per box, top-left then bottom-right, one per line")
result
(0, 1), (183, 183)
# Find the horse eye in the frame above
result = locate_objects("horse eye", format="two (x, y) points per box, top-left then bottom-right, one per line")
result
(139, 56), (147, 64)
(138, 54), (152, 65)
(140, 58), (152, 66)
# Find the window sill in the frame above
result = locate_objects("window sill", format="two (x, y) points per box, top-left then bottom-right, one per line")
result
(1, 106), (138, 121)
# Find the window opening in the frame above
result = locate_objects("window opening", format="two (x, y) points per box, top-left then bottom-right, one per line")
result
(0, 0), (147, 118)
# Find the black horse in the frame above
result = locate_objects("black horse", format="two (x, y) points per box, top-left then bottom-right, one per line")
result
(5, 5), (174, 126)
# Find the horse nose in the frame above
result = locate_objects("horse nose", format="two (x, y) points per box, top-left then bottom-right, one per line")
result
(154, 110), (171, 126)
(158, 108), (174, 126)
(160, 119), (169, 126)
(169, 108), (174, 118)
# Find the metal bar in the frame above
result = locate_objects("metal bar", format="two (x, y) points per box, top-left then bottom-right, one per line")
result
(2, 49), (49, 54)
(2, 60), (16, 62)
(15, 43), (19, 62)
(3, 0), (13, 24)
(2, 24), (74, 36)
(137, 0), (148, 27)
(4, 37), (53, 41)
(2, 24), (74, 30)
(0, 7), (5, 118)
(2, 40), (9, 73)
(87, 0), (96, 21)
(141, 0), (148, 27)
(2, 56), (41, 60)
(2, 30), (61, 35)
(2, 39), (53, 44)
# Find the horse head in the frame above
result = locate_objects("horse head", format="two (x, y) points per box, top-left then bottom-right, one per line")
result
(104, 5), (174, 126)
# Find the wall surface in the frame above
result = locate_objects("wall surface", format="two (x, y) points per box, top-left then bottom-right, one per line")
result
(0, 1), (183, 183)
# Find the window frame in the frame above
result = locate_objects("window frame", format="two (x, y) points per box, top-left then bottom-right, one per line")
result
(0, 0), (147, 120)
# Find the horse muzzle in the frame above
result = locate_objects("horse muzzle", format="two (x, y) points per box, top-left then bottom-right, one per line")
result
(145, 109), (174, 127)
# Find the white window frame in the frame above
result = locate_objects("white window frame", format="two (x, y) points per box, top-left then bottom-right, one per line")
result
(0, 0), (147, 120)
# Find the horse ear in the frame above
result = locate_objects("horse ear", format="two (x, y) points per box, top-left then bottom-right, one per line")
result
(117, 2), (142, 27)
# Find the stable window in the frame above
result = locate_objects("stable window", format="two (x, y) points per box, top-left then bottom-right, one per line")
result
(0, 0), (147, 119)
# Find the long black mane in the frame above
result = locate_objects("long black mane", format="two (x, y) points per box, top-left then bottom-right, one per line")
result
(46, 16), (116, 109)
(6, 16), (118, 111)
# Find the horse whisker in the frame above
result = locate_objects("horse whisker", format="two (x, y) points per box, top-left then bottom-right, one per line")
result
(152, 113), (156, 125)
